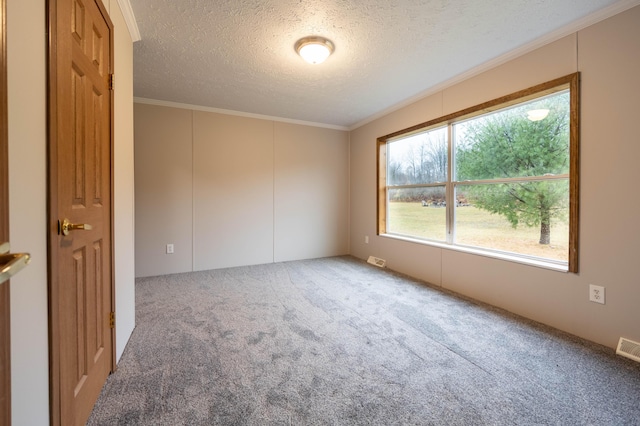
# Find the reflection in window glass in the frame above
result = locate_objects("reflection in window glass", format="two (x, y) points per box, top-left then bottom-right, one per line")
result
(455, 92), (570, 181)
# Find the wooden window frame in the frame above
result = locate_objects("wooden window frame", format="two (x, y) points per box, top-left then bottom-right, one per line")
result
(377, 73), (580, 272)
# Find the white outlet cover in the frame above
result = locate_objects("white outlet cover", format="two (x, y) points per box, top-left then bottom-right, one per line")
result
(589, 284), (605, 304)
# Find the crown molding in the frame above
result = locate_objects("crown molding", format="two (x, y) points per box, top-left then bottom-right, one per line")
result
(116, 0), (141, 42)
(133, 97), (350, 131)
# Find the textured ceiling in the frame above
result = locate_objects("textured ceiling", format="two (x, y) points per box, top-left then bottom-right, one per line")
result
(130, 0), (631, 129)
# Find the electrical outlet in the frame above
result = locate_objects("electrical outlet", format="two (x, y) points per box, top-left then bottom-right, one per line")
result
(589, 284), (605, 304)
(365, 236), (369, 244)
(166, 244), (174, 254)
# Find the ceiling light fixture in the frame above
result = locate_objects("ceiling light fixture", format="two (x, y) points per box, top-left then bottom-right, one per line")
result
(295, 36), (334, 64)
(527, 109), (550, 121)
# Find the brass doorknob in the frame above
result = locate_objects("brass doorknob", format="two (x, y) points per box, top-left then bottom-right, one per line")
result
(60, 218), (93, 236)
(0, 242), (31, 285)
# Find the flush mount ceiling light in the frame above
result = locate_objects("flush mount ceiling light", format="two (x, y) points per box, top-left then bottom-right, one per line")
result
(295, 36), (334, 64)
(527, 109), (550, 121)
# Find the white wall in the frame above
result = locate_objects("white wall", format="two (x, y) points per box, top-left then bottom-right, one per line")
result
(134, 103), (349, 277)
(7, 0), (49, 423)
(349, 6), (640, 349)
(193, 112), (274, 270)
(274, 122), (349, 262)
(134, 105), (194, 276)
(7, 0), (136, 423)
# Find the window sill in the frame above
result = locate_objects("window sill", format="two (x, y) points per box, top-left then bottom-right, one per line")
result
(379, 233), (569, 273)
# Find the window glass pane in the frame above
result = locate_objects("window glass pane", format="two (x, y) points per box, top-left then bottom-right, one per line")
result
(388, 127), (447, 185)
(455, 181), (569, 262)
(387, 187), (446, 241)
(455, 91), (570, 181)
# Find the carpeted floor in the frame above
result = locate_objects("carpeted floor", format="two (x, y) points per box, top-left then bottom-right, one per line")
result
(88, 256), (640, 425)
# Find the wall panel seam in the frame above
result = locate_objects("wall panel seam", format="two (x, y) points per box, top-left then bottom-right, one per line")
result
(272, 121), (276, 263)
(191, 110), (195, 272)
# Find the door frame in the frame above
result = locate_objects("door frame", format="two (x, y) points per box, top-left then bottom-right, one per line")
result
(0, 0), (10, 422)
(46, 0), (116, 423)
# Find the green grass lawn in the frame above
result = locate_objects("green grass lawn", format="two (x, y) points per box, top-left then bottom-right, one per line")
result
(388, 202), (568, 262)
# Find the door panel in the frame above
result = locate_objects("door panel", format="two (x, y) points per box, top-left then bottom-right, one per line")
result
(49, 0), (114, 424)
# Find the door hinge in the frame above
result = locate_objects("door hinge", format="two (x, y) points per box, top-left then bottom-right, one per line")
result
(109, 73), (114, 91)
(109, 311), (115, 329)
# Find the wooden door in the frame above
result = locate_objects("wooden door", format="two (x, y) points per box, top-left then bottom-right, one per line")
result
(48, 0), (114, 424)
(0, 0), (10, 423)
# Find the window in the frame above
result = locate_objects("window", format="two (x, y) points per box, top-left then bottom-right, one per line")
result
(377, 74), (579, 272)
